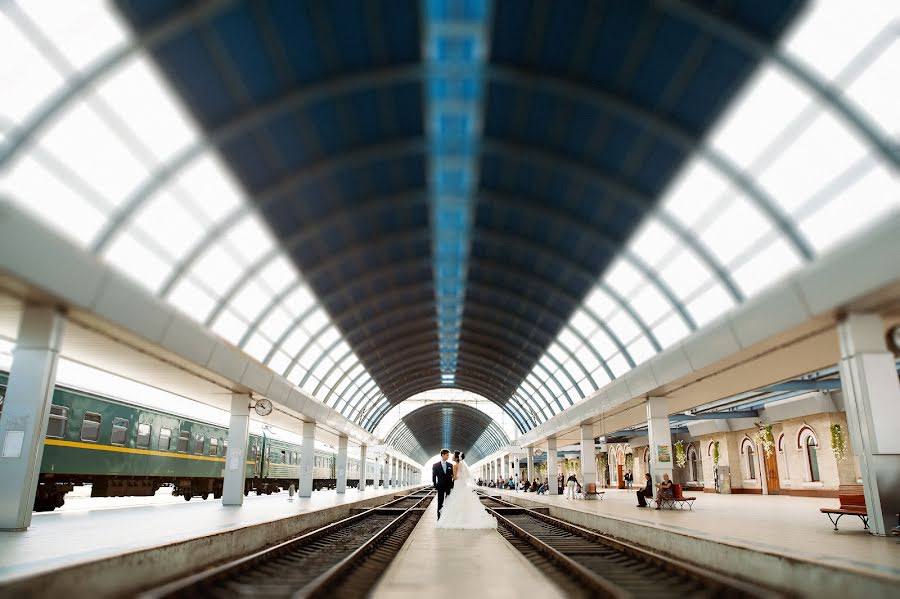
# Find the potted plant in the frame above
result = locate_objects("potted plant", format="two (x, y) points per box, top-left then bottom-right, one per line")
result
(675, 440), (687, 468)
(830, 423), (848, 461)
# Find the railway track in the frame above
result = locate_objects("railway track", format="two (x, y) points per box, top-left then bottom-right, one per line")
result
(139, 488), (433, 599)
(478, 493), (777, 599)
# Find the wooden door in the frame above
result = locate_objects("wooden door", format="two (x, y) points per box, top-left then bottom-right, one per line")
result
(617, 464), (624, 489)
(764, 450), (780, 495)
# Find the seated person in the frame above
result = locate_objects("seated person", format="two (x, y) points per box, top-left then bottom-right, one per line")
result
(654, 473), (674, 509)
(536, 482), (548, 494)
(636, 473), (653, 507)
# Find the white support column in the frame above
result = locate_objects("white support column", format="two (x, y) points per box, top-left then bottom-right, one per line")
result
(581, 425), (598, 485)
(547, 438), (558, 495)
(390, 457), (397, 488)
(838, 314), (900, 536)
(527, 447), (535, 482)
(298, 421), (316, 497)
(0, 306), (65, 531)
(647, 397), (673, 485)
(336, 435), (348, 494)
(358, 445), (368, 491)
(222, 393), (251, 506)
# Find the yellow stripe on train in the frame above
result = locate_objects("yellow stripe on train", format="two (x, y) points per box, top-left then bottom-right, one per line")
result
(44, 439), (256, 464)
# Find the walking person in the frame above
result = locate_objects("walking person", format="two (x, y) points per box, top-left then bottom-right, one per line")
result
(432, 449), (454, 520)
(636, 473), (653, 507)
(566, 473), (579, 499)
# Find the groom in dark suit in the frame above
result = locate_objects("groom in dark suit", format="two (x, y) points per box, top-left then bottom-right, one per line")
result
(432, 448), (454, 520)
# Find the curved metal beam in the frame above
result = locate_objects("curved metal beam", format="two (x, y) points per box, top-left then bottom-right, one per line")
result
(483, 139), (706, 330)
(660, 0), (899, 172)
(367, 381), (531, 433)
(0, 0), (240, 168)
(157, 138), (423, 296)
(216, 190), (427, 337)
(488, 63), (813, 264)
(88, 66), (422, 253)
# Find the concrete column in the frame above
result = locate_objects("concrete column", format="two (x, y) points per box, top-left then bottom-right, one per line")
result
(0, 306), (65, 531)
(838, 314), (900, 536)
(647, 397), (673, 484)
(390, 456), (396, 487)
(357, 445), (368, 491)
(581, 425), (598, 485)
(222, 394), (251, 506)
(547, 438), (558, 495)
(298, 421), (316, 497)
(335, 435), (348, 494)
(527, 447), (535, 482)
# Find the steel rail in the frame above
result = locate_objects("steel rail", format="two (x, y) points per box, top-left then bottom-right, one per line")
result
(137, 487), (432, 598)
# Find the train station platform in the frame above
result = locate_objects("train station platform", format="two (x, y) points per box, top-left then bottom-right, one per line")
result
(372, 498), (564, 599)
(490, 487), (900, 596)
(0, 485), (420, 596)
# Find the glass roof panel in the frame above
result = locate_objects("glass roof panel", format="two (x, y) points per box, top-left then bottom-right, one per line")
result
(190, 243), (244, 297)
(17, 0), (127, 73)
(266, 350), (292, 377)
(131, 190), (205, 259)
(167, 277), (217, 322)
(172, 155), (243, 222)
(731, 237), (803, 297)
(36, 100), (150, 204)
(685, 282), (735, 328)
(652, 313), (691, 348)
(0, 16), (64, 125)
(102, 231), (172, 293)
(0, 153), (106, 246)
(243, 332), (273, 363)
(94, 56), (198, 163)
(697, 196), (772, 266)
(211, 309), (249, 346)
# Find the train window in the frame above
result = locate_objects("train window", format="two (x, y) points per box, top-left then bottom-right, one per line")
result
(136, 423), (152, 449)
(177, 431), (189, 453)
(223, 440), (228, 456)
(209, 437), (218, 456)
(193, 434), (205, 454)
(110, 417), (129, 446)
(159, 428), (172, 451)
(281, 449), (286, 463)
(81, 412), (101, 442)
(46, 405), (69, 438)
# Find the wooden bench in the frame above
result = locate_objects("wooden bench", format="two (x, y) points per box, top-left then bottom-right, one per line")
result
(655, 483), (696, 510)
(820, 486), (868, 530)
(581, 482), (604, 500)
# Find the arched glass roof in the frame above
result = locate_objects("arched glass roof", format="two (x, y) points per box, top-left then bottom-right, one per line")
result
(500, 1), (899, 422)
(0, 0), (390, 423)
(1, 0), (897, 447)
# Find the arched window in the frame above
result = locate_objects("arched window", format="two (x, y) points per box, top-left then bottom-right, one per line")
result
(806, 436), (820, 482)
(687, 444), (702, 482)
(777, 433), (790, 481)
(798, 426), (820, 482)
(741, 437), (757, 480)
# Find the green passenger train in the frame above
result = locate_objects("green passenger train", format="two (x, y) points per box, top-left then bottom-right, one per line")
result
(0, 373), (380, 511)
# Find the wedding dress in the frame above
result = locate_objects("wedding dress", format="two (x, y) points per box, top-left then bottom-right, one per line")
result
(435, 459), (496, 529)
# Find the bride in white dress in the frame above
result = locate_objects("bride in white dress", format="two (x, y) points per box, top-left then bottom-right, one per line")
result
(436, 452), (496, 529)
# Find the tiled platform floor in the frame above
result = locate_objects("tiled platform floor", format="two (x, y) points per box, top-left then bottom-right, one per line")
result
(0, 484), (420, 583)
(372, 499), (565, 599)
(492, 487), (900, 580)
